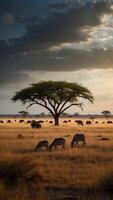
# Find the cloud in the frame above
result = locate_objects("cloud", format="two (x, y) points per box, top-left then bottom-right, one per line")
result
(0, 2), (113, 85)
(0, 4), (17, 13)
(1, 48), (113, 85)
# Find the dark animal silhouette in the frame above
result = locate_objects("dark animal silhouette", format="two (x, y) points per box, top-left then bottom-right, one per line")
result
(7, 120), (11, 123)
(38, 120), (44, 123)
(49, 138), (66, 151)
(49, 121), (53, 124)
(71, 133), (86, 148)
(19, 120), (25, 123)
(86, 120), (92, 125)
(35, 140), (49, 151)
(63, 120), (68, 123)
(31, 120), (42, 129)
(0, 120), (4, 123)
(107, 121), (112, 123)
(26, 120), (31, 123)
(75, 120), (83, 126)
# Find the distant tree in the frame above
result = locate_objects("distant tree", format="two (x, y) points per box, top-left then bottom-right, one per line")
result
(18, 111), (29, 118)
(61, 112), (69, 117)
(101, 110), (111, 120)
(12, 81), (94, 126)
(89, 115), (96, 122)
(74, 112), (80, 116)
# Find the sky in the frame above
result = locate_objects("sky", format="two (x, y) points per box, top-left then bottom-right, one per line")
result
(1, 0), (113, 115)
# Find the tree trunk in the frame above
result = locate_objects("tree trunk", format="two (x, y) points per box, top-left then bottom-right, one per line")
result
(54, 115), (59, 126)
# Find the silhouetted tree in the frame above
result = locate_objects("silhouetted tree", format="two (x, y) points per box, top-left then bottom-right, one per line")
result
(12, 81), (94, 126)
(18, 111), (29, 118)
(101, 110), (111, 120)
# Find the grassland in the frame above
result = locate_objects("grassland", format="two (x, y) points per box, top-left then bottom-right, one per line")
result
(0, 117), (113, 200)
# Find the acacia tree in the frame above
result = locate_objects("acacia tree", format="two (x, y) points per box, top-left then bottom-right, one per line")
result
(12, 81), (94, 126)
(101, 110), (111, 120)
(18, 111), (29, 118)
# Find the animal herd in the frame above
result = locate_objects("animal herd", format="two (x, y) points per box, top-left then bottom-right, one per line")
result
(35, 133), (86, 152)
(1, 119), (113, 126)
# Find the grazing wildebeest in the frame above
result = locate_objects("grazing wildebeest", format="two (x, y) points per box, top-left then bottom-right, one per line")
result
(49, 121), (53, 124)
(86, 120), (92, 125)
(35, 140), (49, 151)
(49, 138), (66, 151)
(107, 121), (112, 124)
(31, 120), (42, 129)
(0, 120), (4, 123)
(38, 120), (44, 123)
(7, 120), (11, 123)
(71, 133), (86, 148)
(95, 121), (98, 124)
(26, 120), (31, 123)
(75, 120), (83, 126)
(19, 120), (25, 123)
(63, 120), (68, 123)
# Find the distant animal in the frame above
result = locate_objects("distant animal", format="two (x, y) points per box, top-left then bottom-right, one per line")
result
(49, 138), (66, 151)
(26, 120), (31, 123)
(19, 120), (25, 123)
(95, 121), (98, 124)
(31, 120), (42, 129)
(71, 133), (86, 148)
(35, 140), (49, 151)
(49, 121), (53, 124)
(63, 120), (68, 123)
(38, 120), (44, 123)
(86, 120), (92, 125)
(75, 120), (83, 126)
(7, 120), (11, 123)
(68, 120), (71, 122)
(107, 121), (112, 124)
(0, 120), (4, 123)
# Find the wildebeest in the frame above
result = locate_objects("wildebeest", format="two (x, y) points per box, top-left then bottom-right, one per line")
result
(26, 120), (31, 123)
(7, 120), (11, 123)
(31, 120), (42, 129)
(86, 120), (92, 125)
(107, 121), (112, 124)
(19, 120), (25, 123)
(38, 120), (44, 123)
(49, 120), (53, 124)
(71, 133), (86, 148)
(49, 138), (66, 151)
(63, 120), (68, 123)
(35, 140), (49, 151)
(0, 120), (4, 123)
(75, 120), (83, 126)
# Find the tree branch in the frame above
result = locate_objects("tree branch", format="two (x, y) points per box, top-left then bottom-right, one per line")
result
(59, 102), (83, 115)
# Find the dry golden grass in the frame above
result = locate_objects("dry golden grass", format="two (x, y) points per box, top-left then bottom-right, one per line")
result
(0, 117), (113, 199)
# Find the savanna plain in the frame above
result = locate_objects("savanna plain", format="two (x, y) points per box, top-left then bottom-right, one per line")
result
(0, 117), (113, 200)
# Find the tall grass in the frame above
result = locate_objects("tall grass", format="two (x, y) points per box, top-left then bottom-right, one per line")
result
(0, 118), (113, 199)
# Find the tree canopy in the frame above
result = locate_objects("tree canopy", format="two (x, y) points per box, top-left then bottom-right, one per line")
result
(101, 110), (111, 119)
(12, 81), (94, 125)
(18, 111), (29, 118)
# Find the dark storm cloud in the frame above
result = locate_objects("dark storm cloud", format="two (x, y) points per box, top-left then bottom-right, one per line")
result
(0, 2), (113, 85)
(47, 2), (68, 10)
(19, 2), (113, 48)
(1, 48), (113, 85)
(0, 4), (17, 13)
(2, 14), (40, 25)
(1, 2), (112, 55)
